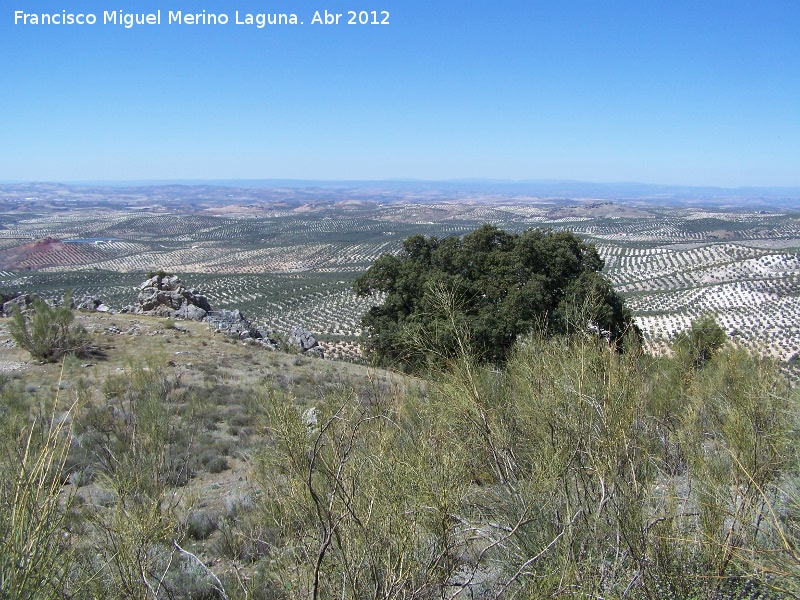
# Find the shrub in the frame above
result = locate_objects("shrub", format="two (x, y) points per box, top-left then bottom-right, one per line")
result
(75, 360), (193, 598)
(674, 313), (727, 368)
(186, 510), (218, 541)
(205, 456), (230, 474)
(7, 293), (88, 362)
(146, 269), (173, 284)
(0, 399), (77, 599)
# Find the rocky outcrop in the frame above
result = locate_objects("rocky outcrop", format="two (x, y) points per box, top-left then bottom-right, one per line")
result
(289, 325), (323, 358)
(75, 296), (111, 312)
(207, 309), (251, 337)
(1, 292), (106, 316)
(2, 293), (32, 316)
(133, 273), (211, 321)
(175, 304), (206, 321)
(306, 346), (325, 359)
(1, 274), (326, 359)
(289, 325), (318, 351)
(206, 309), (278, 349)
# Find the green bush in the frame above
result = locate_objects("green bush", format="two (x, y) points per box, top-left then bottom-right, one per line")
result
(74, 359), (193, 599)
(674, 313), (727, 368)
(7, 293), (88, 362)
(205, 456), (230, 474)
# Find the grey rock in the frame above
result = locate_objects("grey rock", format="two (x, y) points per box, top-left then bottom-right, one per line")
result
(302, 407), (318, 429)
(137, 290), (159, 312)
(289, 326), (318, 351)
(206, 309), (252, 336)
(176, 304), (207, 321)
(152, 306), (176, 318)
(76, 296), (104, 311)
(306, 346), (325, 359)
(205, 310), (281, 346)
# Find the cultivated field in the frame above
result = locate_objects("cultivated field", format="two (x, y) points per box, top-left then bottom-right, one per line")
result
(1, 189), (798, 363)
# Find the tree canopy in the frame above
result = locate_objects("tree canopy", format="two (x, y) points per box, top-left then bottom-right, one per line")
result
(354, 224), (638, 369)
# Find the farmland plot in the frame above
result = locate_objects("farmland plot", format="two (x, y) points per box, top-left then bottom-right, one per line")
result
(185, 273), (377, 337)
(0, 271), (145, 308)
(1, 202), (799, 364)
(597, 242), (800, 359)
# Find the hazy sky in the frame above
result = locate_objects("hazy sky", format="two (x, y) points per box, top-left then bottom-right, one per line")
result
(3, 1), (799, 186)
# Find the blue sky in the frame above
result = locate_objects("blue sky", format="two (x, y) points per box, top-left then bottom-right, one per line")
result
(2, 1), (799, 186)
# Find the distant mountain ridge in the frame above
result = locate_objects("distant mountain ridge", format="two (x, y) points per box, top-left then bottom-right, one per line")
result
(1, 180), (799, 209)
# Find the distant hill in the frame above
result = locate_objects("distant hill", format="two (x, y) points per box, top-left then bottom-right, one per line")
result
(0, 237), (109, 271)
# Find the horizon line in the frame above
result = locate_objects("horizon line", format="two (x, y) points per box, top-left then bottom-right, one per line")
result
(3, 178), (800, 194)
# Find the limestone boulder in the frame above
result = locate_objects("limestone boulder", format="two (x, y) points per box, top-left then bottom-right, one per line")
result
(134, 273), (211, 321)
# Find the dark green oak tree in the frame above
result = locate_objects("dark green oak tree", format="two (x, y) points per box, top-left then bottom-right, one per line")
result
(354, 224), (638, 369)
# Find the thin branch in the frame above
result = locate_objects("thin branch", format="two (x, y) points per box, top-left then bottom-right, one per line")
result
(174, 541), (229, 600)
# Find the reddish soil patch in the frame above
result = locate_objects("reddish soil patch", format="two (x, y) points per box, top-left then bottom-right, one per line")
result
(0, 237), (106, 270)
